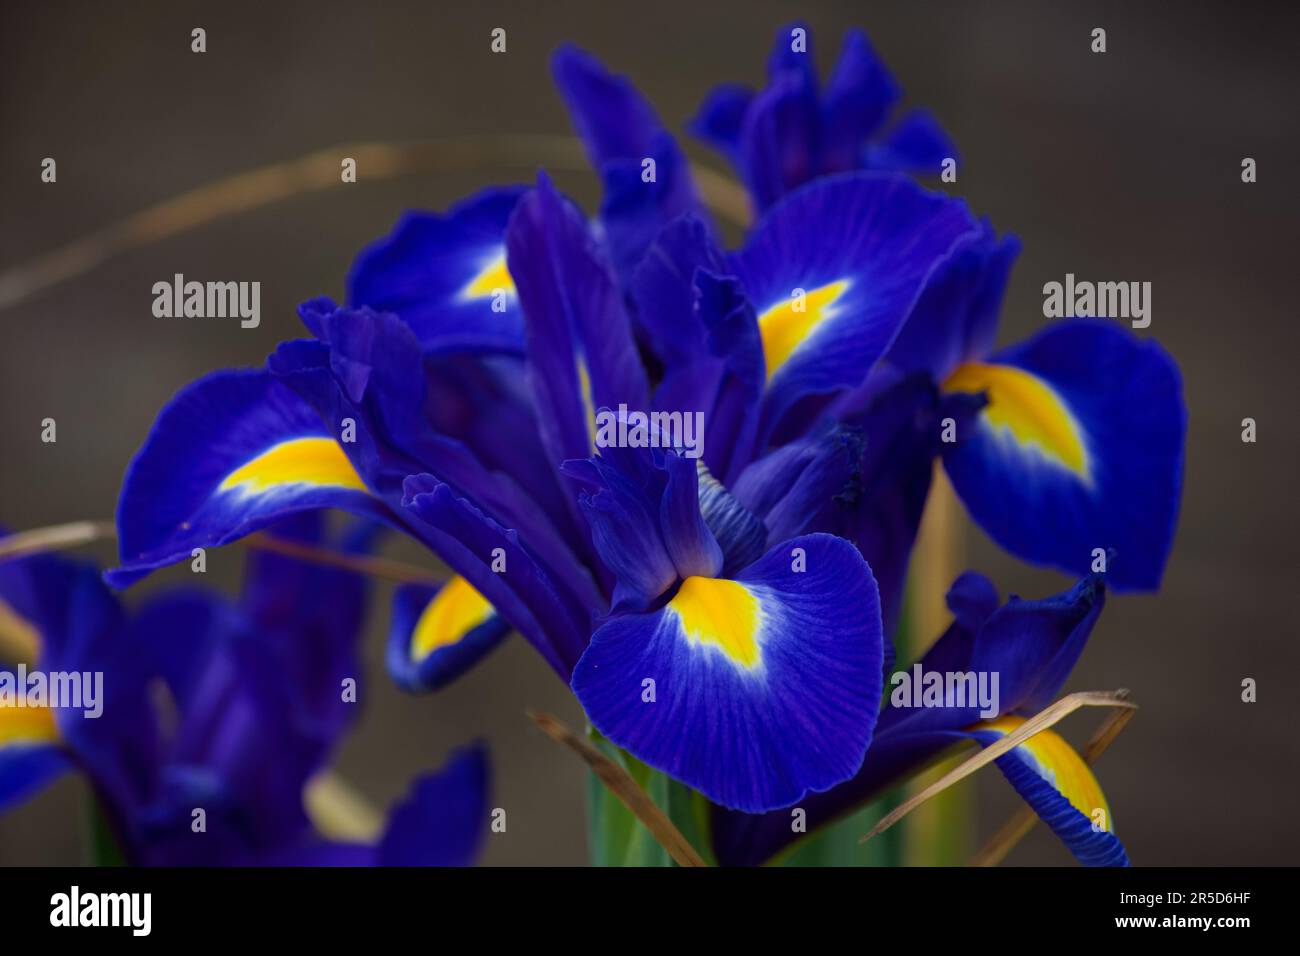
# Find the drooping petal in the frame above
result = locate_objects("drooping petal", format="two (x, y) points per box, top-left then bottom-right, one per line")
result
(729, 172), (979, 431)
(110, 367), (391, 588)
(571, 533), (883, 812)
(347, 187), (526, 354)
(967, 716), (1129, 866)
(942, 319), (1185, 590)
(883, 571), (1107, 739)
(386, 579), (510, 692)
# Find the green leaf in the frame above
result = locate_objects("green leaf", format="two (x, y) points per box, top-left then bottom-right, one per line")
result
(86, 797), (127, 867)
(585, 729), (715, 867)
(772, 791), (903, 866)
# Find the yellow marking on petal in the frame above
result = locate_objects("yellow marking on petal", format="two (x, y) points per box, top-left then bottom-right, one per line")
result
(943, 362), (1090, 477)
(577, 357), (597, 450)
(410, 577), (494, 662)
(757, 279), (851, 382)
(668, 576), (762, 669)
(463, 253), (515, 300)
(218, 437), (368, 495)
(0, 598), (42, 665)
(0, 703), (60, 748)
(983, 715), (1111, 828)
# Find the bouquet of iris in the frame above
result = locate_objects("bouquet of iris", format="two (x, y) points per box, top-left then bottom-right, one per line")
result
(2, 22), (1184, 867)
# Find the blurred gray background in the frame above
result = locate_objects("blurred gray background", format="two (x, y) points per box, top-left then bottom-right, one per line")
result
(2, 0), (1297, 865)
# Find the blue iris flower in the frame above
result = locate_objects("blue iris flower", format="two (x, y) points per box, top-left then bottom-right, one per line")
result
(103, 24), (1182, 866)
(0, 518), (488, 866)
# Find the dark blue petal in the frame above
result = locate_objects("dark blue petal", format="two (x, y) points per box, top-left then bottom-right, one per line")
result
(862, 108), (959, 174)
(402, 476), (590, 677)
(3, 547), (157, 813)
(688, 83), (753, 163)
(378, 742), (490, 866)
(551, 45), (707, 282)
(885, 221), (1021, 380)
(505, 174), (648, 472)
(562, 455), (677, 613)
(821, 29), (900, 169)
(737, 70), (822, 211)
(660, 451), (724, 580)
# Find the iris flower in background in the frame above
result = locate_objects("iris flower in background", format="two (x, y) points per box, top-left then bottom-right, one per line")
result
(0, 518), (488, 866)
(103, 21), (1185, 865)
(691, 20), (959, 212)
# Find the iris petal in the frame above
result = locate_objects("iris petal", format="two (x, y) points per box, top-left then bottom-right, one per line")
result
(968, 717), (1129, 867)
(729, 172), (980, 433)
(110, 368), (391, 588)
(942, 319), (1185, 590)
(387, 580), (509, 692)
(347, 186), (526, 354)
(572, 533), (883, 812)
